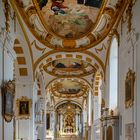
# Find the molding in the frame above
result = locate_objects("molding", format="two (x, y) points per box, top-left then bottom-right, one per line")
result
(4, 42), (17, 60)
(19, 68), (28, 76)
(33, 50), (104, 76)
(10, 0), (34, 79)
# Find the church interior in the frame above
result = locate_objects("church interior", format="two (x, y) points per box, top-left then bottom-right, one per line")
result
(0, 0), (140, 140)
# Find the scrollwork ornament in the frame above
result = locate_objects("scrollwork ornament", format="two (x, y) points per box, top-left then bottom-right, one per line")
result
(121, 0), (137, 34)
(3, 0), (10, 32)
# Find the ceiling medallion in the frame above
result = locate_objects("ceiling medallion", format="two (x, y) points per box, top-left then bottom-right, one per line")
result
(43, 58), (97, 77)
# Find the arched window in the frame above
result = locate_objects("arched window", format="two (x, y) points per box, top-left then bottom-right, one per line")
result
(109, 37), (118, 110)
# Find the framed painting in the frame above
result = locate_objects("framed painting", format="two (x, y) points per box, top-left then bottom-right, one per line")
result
(1, 80), (15, 122)
(16, 96), (32, 119)
(125, 69), (135, 108)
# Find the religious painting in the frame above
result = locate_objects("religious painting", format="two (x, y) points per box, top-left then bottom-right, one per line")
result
(49, 78), (88, 98)
(52, 58), (87, 69)
(125, 69), (135, 108)
(56, 79), (82, 94)
(1, 80), (15, 122)
(16, 96), (32, 119)
(36, 0), (104, 38)
(43, 58), (96, 77)
(125, 123), (134, 140)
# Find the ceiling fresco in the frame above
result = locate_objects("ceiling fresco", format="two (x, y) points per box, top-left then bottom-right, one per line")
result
(9, 0), (131, 106)
(13, 0), (120, 51)
(43, 58), (97, 77)
(36, 0), (103, 38)
(48, 78), (88, 98)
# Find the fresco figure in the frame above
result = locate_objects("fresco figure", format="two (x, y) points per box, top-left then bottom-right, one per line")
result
(51, 0), (68, 14)
(35, 0), (104, 38)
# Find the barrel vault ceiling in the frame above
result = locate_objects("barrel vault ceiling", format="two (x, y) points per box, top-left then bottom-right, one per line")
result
(9, 0), (132, 105)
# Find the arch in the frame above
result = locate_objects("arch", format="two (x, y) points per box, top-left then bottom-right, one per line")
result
(106, 126), (113, 140)
(54, 100), (83, 110)
(45, 77), (93, 91)
(109, 37), (118, 110)
(34, 51), (104, 77)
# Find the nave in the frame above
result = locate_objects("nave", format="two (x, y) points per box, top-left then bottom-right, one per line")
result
(0, 0), (140, 140)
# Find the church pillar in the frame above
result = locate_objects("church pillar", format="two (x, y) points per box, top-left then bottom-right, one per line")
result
(100, 81), (105, 140)
(58, 113), (60, 131)
(75, 112), (78, 132)
(60, 112), (63, 132)
(78, 114), (80, 131)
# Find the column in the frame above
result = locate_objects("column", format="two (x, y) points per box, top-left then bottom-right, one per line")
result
(75, 111), (78, 132)
(61, 114), (63, 132)
(78, 114), (80, 131)
(58, 114), (60, 131)
(88, 90), (92, 126)
(60, 113), (63, 132)
(100, 82), (105, 140)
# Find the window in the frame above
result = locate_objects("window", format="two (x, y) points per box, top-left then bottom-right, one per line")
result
(109, 37), (118, 110)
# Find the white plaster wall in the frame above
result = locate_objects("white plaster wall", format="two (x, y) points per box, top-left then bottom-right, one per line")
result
(90, 93), (94, 140)
(0, 41), (3, 140)
(103, 1), (140, 140)
(0, 0), (18, 138)
(15, 83), (37, 140)
(0, 43), (15, 140)
(133, 1), (140, 139)
(107, 1), (140, 139)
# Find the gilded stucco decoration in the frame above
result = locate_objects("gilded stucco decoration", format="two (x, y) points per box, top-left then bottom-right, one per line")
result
(125, 69), (135, 109)
(48, 78), (89, 98)
(33, 51), (104, 79)
(16, 96), (32, 119)
(3, 0), (11, 32)
(10, 0), (128, 51)
(121, 0), (137, 33)
(43, 58), (97, 77)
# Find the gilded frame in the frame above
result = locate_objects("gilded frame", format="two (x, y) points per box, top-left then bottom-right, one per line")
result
(1, 80), (15, 122)
(125, 69), (135, 108)
(16, 96), (32, 119)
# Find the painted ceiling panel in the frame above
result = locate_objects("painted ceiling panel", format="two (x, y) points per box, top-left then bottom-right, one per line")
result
(13, 0), (121, 51)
